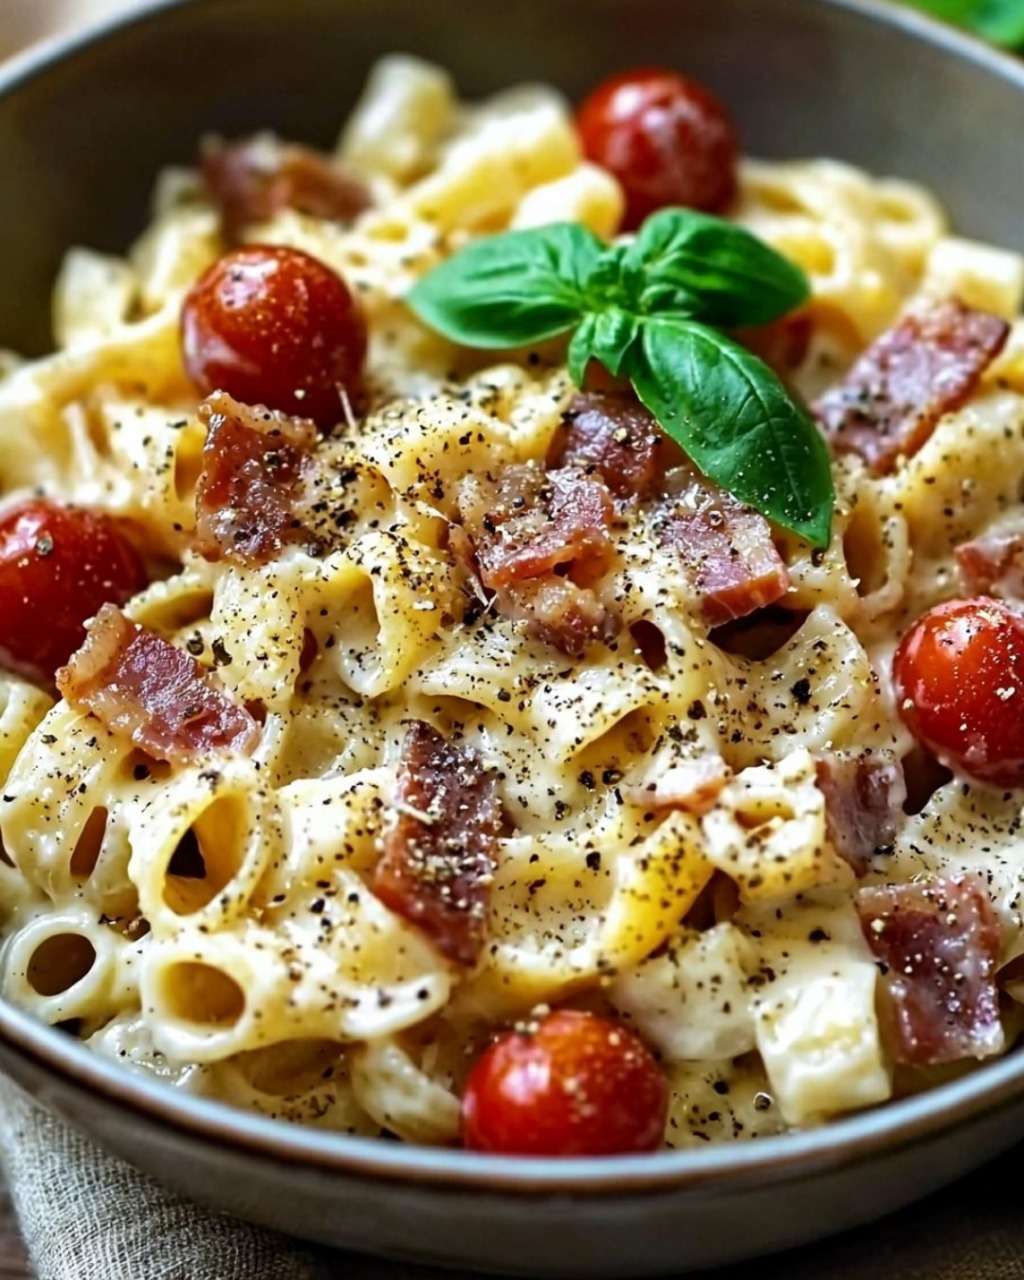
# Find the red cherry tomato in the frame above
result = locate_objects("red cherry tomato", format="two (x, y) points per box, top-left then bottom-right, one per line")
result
(576, 67), (738, 230)
(893, 597), (1024, 788)
(461, 1009), (667, 1156)
(0, 500), (147, 682)
(180, 244), (366, 430)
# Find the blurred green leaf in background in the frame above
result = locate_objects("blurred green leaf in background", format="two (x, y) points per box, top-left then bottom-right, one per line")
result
(902, 0), (1024, 47)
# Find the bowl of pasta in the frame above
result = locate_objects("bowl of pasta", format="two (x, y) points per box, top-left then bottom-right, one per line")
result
(2, 0), (1024, 1272)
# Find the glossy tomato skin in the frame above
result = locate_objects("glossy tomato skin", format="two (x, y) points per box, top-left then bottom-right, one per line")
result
(893, 597), (1024, 788)
(181, 244), (366, 431)
(461, 1009), (667, 1156)
(0, 500), (147, 682)
(576, 67), (738, 230)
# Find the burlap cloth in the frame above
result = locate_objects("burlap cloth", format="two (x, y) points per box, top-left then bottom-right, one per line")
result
(2, 1074), (1024, 1280)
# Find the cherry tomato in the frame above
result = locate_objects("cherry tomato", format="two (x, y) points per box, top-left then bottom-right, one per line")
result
(893, 597), (1024, 787)
(180, 244), (366, 430)
(461, 1009), (667, 1156)
(0, 500), (147, 682)
(576, 67), (738, 229)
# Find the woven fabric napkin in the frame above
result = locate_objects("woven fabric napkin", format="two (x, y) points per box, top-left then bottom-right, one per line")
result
(0, 1078), (330, 1280)
(2, 1070), (1024, 1280)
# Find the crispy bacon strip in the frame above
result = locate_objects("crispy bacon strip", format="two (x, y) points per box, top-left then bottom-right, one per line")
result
(373, 721), (502, 966)
(955, 528), (1024, 599)
(194, 391), (317, 565)
(495, 576), (619, 658)
(457, 464), (614, 589)
(651, 466), (790, 626)
(57, 605), (260, 764)
(856, 874), (1003, 1066)
(815, 753), (906, 876)
(456, 463), (618, 655)
(814, 299), (1009, 474)
(551, 392), (676, 503)
(201, 134), (371, 239)
(628, 752), (730, 814)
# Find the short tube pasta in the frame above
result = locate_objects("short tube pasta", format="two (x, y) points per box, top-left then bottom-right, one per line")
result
(1, 54), (1023, 1152)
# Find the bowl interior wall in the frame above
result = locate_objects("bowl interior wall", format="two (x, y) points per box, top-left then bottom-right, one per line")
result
(0, 0), (1022, 354)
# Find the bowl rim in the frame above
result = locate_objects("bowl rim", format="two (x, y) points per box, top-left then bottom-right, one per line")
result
(3, 0), (1024, 1197)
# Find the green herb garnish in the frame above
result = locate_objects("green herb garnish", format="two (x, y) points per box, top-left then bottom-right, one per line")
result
(407, 208), (833, 547)
(901, 0), (1024, 49)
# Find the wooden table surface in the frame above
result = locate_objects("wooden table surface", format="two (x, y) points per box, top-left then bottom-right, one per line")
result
(0, 1181), (29, 1279)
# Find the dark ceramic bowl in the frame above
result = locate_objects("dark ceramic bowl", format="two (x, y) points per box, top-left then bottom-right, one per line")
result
(2, 1), (1024, 1273)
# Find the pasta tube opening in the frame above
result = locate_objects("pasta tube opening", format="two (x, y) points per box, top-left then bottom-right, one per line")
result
(27, 933), (97, 997)
(160, 961), (245, 1028)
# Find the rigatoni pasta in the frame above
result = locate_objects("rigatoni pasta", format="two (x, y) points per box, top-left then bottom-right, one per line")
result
(1, 54), (1024, 1154)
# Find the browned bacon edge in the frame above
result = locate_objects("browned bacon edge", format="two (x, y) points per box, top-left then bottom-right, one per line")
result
(201, 134), (371, 239)
(194, 391), (318, 566)
(57, 604), (260, 764)
(551, 392), (676, 504)
(651, 465), (790, 626)
(814, 298), (1009, 474)
(373, 721), (502, 966)
(856, 873), (1003, 1066)
(815, 752), (906, 877)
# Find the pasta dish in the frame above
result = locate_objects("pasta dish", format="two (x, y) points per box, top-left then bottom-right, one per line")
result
(1, 56), (1023, 1155)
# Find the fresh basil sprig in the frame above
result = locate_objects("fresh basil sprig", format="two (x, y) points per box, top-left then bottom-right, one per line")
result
(901, 0), (1024, 48)
(407, 207), (833, 547)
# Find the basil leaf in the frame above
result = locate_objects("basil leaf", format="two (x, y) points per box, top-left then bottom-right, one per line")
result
(902, 0), (1024, 46)
(629, 317), (833, 546)
(567, 316), (599, 387)
(406, 223), (603, 348)
(567, 307), (640, 385)
(624, 209), (810, 327)
(972, 0), (1024, 44)
(583, 243), (631, 306)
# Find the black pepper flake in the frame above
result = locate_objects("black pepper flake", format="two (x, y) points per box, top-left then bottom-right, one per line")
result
(212, 638), (233, 667)
(791, 678), (812, 706)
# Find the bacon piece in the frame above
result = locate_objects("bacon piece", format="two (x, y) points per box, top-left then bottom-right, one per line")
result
(551, 393), (677, 503)
(856, 874), (1003, 1066)
(457, 464), (614, 589)
(651, 466), (790, 626)
(815, 753), (906, 876)
(373, 721), (502, 966)
(628, 753), (730, 814)
(201, 134), (371, 239)
(194, 391), (317, 565)
(814, 299), (1009, 474)
(57, 605), (260, 764)
(955, 529), (1024, 599)
(496, 577), (618, 658)
(455, 463), (618, 655)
